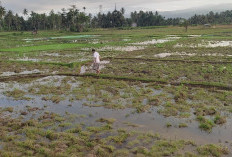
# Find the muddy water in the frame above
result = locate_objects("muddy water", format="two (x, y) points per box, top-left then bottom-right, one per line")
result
(153, 52), (232, 58)
(12, 57), (41, 62)
(0, 77), (232, 149)
(0, 69), (43, 77)
(23, 35), (95, 41)
(99, 46), (145, 52)
(175, 40), (232, 48)
(80, 60), (110, 74)
(132, 37), (181, 45)
(1, 93), (232, 148)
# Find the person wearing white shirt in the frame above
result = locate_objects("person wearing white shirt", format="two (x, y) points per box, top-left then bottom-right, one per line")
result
(92, 49), (101, 74)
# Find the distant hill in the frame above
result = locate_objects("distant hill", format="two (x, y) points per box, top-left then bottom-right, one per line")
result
(160, 3), (232, 19)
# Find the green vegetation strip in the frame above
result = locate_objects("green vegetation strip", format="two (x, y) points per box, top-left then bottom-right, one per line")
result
(24, 35), (95, 41)
(4, 60), (90, 68)
(105, 57), (232, 64)
(72, 73), (232, 91)
(0, 43), (102, 52)
(1, 73), (231, 91)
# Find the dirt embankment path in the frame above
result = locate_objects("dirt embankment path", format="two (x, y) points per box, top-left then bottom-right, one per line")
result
(1, 73), (232, 91)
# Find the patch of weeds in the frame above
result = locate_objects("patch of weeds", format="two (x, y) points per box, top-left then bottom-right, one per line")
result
(179, 123), (188, 128)
(174, 86), (188, 103)
(42, 95), (64, 103)
(135, 105), (150, 113)
(104, 103), (125, 109)
(82, 103), (93, 107)
(166, 122), (172, 128)
(158, 105), (179, 117)
(127, 139), (140, 147)
(150, 140), (186, 156)
(123, 122), (141, 127)
(148, 96), (160, 106)
(197, 116), (214, 131)
(94, 146), (110, 156)
(178, 112), (191, 118)
(96, 118), (116, 124)
(108, 131), (130, 144)
(66, 124), (82, 133)
(54, 115), (65, 122)
(4, 89), (27, 100)
(87, 124), (112, 133)
(113, 149), (129, 156)
(3, 107), (14, 113)
(205, 107), (217, 116)
(214, 115), (226, 125)
(197, 144), (229, 157)
(132, 146), (149, 155)
(59, 122), (73, 128)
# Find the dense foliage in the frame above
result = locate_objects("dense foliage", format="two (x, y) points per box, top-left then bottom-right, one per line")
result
(189, 11), (232, 25)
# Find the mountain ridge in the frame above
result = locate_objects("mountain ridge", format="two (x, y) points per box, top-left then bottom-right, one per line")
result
(159, 3), (232, 19)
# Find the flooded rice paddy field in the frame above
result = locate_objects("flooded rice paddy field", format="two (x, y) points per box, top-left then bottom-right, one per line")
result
(0, 76), (231, 156)
(0, 26), (232, 156)
(101, 59), (232, 85)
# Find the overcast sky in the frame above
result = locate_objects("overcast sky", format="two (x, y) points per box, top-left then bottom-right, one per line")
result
(1, 0), (232, 15)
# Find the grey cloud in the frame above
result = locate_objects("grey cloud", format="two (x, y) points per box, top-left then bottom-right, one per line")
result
(1, 0), (232, 15)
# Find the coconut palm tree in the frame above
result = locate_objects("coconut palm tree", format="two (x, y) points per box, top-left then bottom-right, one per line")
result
(0, 5), (5, 30)
(23, 8), (28, 16)
(0, 6), (5, 17)
(0, 5), (6, 19)
(4, 10), (13, 30)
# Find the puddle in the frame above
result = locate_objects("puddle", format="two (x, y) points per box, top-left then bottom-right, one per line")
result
(122, 39), (131, 41)
(132, 37), (181, 45)
(154, 53), (172, 58)
(175, 40), (232, 48)
(99, 46), (145, 52)
(8, 51), (90, 63)
(90, 39), (100, 44)
(43, 53), (61, 57)
(135, 55), (144, 58)
(167, 35), (201, 38)
(11, 57), (41, 62)
(0, 69), (42, 77)
(188, 35), (202, 38)
(92, 41), (100, 44)
(205, 41), (232, 47)
(154, 52), (231, 58)
(80, 60), (110, 74)
(42, 53), (79, 58)
(23, 35), (95, 41)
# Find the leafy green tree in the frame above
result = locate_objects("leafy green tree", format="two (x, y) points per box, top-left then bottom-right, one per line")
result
(4, 10), (14, 30)
(0, 5), (6, 30)
(181, 19), (189, 32)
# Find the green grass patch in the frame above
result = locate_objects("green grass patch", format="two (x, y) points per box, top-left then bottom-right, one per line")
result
(0, 43), (102, 52)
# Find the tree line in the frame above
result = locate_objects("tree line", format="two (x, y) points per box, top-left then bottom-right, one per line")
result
(0, 4), (232, 32)
(189, 11), (232, 25)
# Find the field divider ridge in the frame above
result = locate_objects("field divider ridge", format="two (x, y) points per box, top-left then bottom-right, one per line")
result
(104, 57), (232, 64)
(0, 73), (231, 91)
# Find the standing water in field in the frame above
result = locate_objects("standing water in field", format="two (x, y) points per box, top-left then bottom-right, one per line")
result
(23, 35), (96, 41)
(80, 60), (110, 74)
(0, 76), (232, 148)
(132, 37), (181, 45)
(175, 40), (232, 48)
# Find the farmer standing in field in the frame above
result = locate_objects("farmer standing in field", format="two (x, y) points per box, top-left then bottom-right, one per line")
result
(92, 49), (101, 74)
